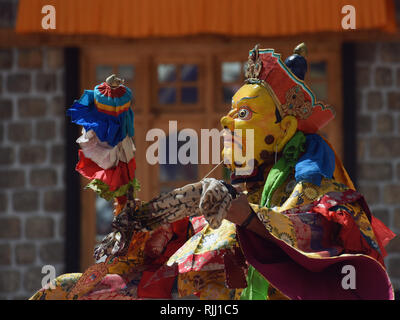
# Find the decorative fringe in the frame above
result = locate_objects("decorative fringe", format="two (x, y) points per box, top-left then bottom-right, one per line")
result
(86, 178), (140, 202)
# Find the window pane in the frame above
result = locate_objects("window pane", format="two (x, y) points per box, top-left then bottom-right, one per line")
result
(158, 64), (177, 82)
(160, 161), (198, 182)
(96, 65), (113, 82)
(118, 65), (135, 81)
(181, 64), (198, 82)
(181, 87), (198, 104)
(159, 135), (198, 183)
(222, 62), (242, 83)
(223, 84), (241, 104)
(310, 82), (328, 100)
(309, 62), (327, 79)
(160, 185), (175, 193)
(96, 195), (113, 241)
(158, 87), (177, 104)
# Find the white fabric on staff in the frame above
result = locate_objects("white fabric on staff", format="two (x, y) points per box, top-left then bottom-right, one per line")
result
(77, 129), (136, 169)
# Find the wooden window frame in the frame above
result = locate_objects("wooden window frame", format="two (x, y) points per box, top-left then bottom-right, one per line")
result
(152, 56), (205, 113)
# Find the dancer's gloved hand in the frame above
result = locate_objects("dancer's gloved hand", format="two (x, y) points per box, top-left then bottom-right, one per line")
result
(131, 178), (239, 231)
(94, 178), (239, 260)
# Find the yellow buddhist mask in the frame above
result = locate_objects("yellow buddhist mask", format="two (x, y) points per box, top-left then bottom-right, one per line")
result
(221, 83), (298, 174)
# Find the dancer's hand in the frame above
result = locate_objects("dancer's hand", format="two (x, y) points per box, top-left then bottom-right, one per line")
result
(131, 178), (239, 231)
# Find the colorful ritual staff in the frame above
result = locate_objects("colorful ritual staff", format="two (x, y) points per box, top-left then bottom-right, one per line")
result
(67, 75), (138, 203)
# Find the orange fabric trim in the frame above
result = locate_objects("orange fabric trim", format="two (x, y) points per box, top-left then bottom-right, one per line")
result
(94, 99), (131, 116)
(16, 0), (396, 38)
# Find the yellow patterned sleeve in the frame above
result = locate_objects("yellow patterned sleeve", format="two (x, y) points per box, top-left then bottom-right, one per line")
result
(247, 177), (349, 248)
(249, 203), (298, 247)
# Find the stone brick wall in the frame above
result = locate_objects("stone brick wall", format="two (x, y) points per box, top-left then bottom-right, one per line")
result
(0, 47), (65, 299)
(356, 42), (400, 291)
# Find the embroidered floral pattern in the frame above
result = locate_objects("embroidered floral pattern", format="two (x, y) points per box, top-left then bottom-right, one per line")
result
(281, 86), (313, 120)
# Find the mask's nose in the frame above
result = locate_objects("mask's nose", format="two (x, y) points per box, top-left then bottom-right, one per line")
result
(220, 116), (234, 132)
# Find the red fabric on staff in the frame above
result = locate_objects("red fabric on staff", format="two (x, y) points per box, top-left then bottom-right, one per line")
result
(76, 149), (136, 191)
(96, 82), (127, 98)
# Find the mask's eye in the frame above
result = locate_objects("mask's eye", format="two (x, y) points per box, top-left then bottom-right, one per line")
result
(237, 106), (253, 120)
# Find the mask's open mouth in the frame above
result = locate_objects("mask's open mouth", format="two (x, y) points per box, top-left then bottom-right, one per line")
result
(222, 128), (243, 150)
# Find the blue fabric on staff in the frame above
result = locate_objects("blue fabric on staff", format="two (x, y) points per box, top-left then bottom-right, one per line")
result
(294, 134), (335, 186)
(67, 90), (134, 147)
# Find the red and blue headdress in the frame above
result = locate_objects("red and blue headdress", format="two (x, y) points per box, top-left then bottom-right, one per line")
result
(245, 43), (335, 134)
